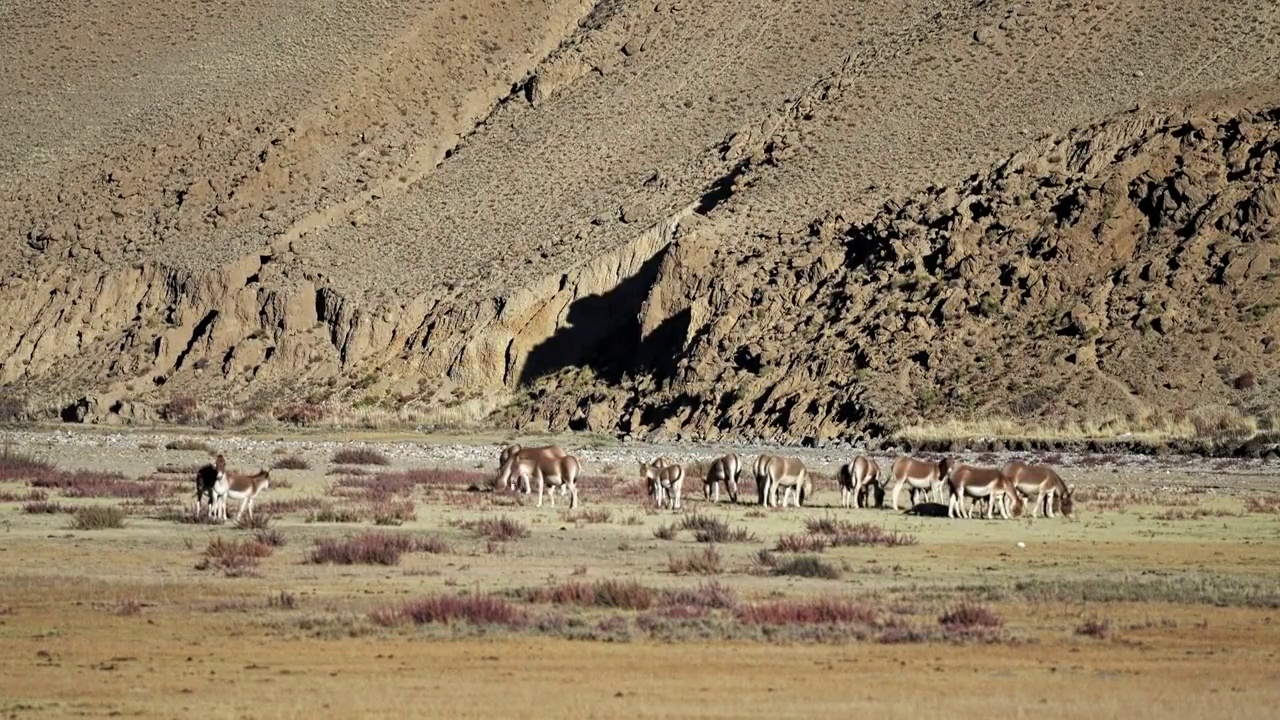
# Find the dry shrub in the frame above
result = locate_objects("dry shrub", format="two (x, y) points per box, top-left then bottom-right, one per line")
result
(254, 528), (287, 547)
(804, 514), (917, 547)
(71, 506), (127, 529)
(518, 579), (657, 610)
(1075, 616), (1111, 639)
(0, 446), (58, 482)
(23, 500), (71, 514)
(458, 516), (530, 541)
(268, 591), (298, 610)
(653, 522), (677, 540)
(667, 546), (723, 575)
(198, 537), (273, 576)
(1189, 406), (1256, 439)
(331, 447), (391, 466)
(334, 473), (416, 501)
(693, 521), (756, 544)
(659, 580), (739, 609)
(415, 534), (453, 554)
(372, 500), (417, 526)
(1244, 495), (1280, 514)
(275, 403), (326, 426)
(777, 534), (828, 552)
(306, 504), (365, 523)
(1151, 508), (1237, 521)
(938, 604), (1004, 636)
(675, 512), (723, 533)
(272, 455), (310, 470)
(32, 470), (168, 501)
(737, 598), (877, 625)
(383, 467), (491, 490)
(159, 396), (200, 425)
(235, 513), (275, 530)
(772, 556), (841, 579)
(0, 488), (47, 502)
(371, 593), (527, 628)
(307, 531), (444, 565)
(257, 496), (329, 515)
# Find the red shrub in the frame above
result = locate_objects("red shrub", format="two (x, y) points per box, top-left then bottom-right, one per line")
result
(938, 604), (1004, 631)
(371, 593), (527, 627)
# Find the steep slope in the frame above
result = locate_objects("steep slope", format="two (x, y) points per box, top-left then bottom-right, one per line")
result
(513, 99), (1280, 444)
(1, 1), (1279, 434)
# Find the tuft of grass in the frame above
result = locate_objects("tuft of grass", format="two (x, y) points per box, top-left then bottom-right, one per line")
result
(939, 604), (1004, 634)
(1244, 495), (1280, 514)
(653, 522), (677, 540)
(197, 537), (273, 576)
(675, 512), (724, 533)
(1075, 616), (1111, 639)
(804, 515), (917, 547)
(517, 579), (657, 610)
(272, 455), (311, 470)
(0, 488), (48, 502)
(268, 591), (298, 610)
(737, 598), (877, 625)
(659, 580), (739, 609)
(772, 556), (841, 579)
(235, 513), (275, 530)
(371, 593), (528, 628)
(306, 504), (365, 523)
(70, 506), (127, 530)
(690, 517), (756, 543)
(372, 500), (418, 526)
(561, 508), (612, 524)
(0, 446), (58, 482)
(777, 534), (828, 552)
(331, 447), (391, 466)
(667, 546), (723, 575)
(254, 528), (287, 548)
(23, 500), (71, 514)
(457, 516), (530, 541)
(306, 531), (446, 565)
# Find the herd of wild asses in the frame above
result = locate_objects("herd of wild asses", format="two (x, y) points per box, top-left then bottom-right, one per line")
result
(192, 443), (1074, 522)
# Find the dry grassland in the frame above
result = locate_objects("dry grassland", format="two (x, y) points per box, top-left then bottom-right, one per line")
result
(1, 431), (1279, 717)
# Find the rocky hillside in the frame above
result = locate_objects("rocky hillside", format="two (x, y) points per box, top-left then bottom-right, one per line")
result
(511, 102), (1280, 444)
(1, 0), (1279, 440)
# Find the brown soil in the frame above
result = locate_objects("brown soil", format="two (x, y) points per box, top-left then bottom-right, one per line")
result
(2, 2), (1279, 440)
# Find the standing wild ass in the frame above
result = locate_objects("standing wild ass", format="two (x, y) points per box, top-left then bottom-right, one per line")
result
(838, 455), (881, 508)
(212, 464), (272, 522)
(193, 454), (227, 518)
(890, 456), (952, 511)
(641, 459), (685, 510)
(704, 453), (741, 503)
(760, 456), (809, 507)
(498, 444), (568, 493)
(1002, 459), (1074, 518)
(496, 450), (581, 508)
(945, 463), (1023, 519)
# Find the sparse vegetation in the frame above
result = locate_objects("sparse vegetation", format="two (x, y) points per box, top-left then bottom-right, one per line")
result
(772, 556), (840, 580)
(70, 505), (127, 530)
(667, 546), (723, 575)
(737, 598), (877, 625)
(457, 516), (530, 541)
(371, 593), (528, 628)
(272, 455), (311, 470)
(331, 447), (391, 466)
(197, 537), (273, 576)
(164, 438), (212, 452)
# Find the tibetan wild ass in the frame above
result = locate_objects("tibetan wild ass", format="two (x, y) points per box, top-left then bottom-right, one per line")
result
(945, 463), (1023, 519)
(761, 456), (809, 507)
(1002, 460), (1074, 518)
(753, 454), (773, 505)
(890, 456), (953, 511)
(496, 452), (581, 508)
(838, 456), (882, 509)
(498, 444), (568, 493)
(641, 461), (686, 510)
(704, 453), (741, 503)
(212, 466), (271, 522)
(193, 454), (227, 518)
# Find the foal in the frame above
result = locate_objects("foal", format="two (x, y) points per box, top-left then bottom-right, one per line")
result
(212, 466), (272, 522)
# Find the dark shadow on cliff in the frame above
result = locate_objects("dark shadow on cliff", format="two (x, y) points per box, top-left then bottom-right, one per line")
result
(518, 247), (689, 386)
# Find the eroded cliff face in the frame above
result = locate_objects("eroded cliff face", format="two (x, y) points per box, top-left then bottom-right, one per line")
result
(509, 106), (1280, 443)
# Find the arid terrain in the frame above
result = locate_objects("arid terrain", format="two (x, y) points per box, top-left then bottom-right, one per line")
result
(1, 1), (1279, 447)
(1, 428), (1280, 717)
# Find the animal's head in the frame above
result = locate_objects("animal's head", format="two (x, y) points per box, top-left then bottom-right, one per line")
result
(499, 444), (520, 465)
(1061, 483), (1076, 516)
(653, 456), (671, 468)
(215, 454), (226, 472)
(1009, 488), (1026, 516)
(639, 463), (655, 480)
(937, 456), (953, 481)
(799, 476), (813, 505)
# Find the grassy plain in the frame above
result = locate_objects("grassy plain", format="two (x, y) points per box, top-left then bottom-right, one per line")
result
(1, 431), (1279, 718)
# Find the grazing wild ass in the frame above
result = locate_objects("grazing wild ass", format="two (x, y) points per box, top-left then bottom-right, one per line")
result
(760, 456), (809, 507)
(641, 460), (685, 510)
(496, 451), (581, 508)
(838, 456), (881, 509)
(212, 465), (272, 522)
(890, 456), (952, 511)
(945, 463), (1023, 519)
(1002, 459), (1074, 518)
(704, 453), (741, 503)
(498, 444), (568, 493)
(193, 454), (227, 518)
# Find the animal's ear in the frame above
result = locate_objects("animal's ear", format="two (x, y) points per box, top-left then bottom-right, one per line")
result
(1067, 483), (1076, 494)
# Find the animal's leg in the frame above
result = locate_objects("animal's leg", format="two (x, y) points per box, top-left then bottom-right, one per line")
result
(536, 476), (545, 508)
(712, 481), (720, 504)
(892, 480), (906, 511)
